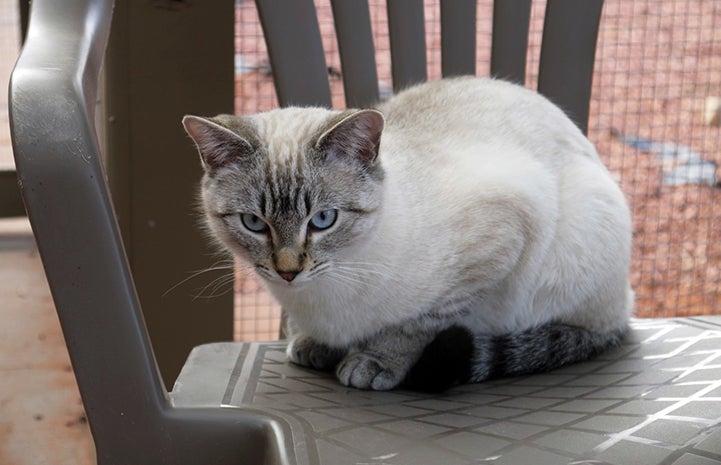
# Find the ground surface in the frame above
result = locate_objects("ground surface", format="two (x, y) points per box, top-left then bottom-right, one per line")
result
(0, 220), (94, 465)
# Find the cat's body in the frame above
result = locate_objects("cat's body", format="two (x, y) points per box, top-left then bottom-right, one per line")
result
(184, 77), (633, 392)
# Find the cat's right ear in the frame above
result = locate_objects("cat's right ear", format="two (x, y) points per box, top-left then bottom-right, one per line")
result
(315, 109), (385, 166)
(182, 115), (254, 171)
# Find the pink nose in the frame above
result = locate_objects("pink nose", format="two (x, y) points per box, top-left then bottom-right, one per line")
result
(278, 271), (299, 282)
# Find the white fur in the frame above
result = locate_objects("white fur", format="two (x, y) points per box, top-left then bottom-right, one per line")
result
(250, 78), (633, 347)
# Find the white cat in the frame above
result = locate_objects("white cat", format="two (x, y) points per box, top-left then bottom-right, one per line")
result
(183, 76), (633, 392)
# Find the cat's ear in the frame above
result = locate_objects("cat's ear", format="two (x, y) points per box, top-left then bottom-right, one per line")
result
(182, 115), (254, 171)
(315, 109), (385, 165)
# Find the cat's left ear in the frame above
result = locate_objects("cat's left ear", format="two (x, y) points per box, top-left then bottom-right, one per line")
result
(316, 109), (385, 165)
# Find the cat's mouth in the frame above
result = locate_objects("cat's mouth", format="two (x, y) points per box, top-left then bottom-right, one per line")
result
(255, 264), (312, 288)
(275, 270), (310, 288)
(254, 260), (335, 289)
(277, 270), (300, 282)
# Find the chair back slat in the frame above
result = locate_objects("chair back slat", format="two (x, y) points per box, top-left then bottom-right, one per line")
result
(490, 0), (532, 84)
(387, 0), (427, 92)
(441, 0), (477, 77)
(331, 0), (380, 108)
(537, 0), (604, 134)
(255, 0), (332, 107)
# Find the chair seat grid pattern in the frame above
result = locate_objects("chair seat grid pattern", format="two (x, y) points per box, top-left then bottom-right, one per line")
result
(173, 318), (721, 465)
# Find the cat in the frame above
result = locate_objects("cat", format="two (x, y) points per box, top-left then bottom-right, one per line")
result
(183, 76), (633, 392)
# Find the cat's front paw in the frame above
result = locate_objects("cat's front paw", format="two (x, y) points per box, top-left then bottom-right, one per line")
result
(287, 335), (344, 371)
(336, 352), (404, 391)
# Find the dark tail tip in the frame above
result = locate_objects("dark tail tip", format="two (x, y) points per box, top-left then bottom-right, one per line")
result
(404, 325), (474, 393)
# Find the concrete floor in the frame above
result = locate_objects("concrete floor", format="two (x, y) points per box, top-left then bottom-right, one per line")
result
(0, 218), (95, 465)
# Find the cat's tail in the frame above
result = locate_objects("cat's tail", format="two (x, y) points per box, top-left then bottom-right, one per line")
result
(405, 323), (627, 393)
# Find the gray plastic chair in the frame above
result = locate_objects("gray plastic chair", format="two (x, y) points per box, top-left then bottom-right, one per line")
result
(10, 0), (721, 464)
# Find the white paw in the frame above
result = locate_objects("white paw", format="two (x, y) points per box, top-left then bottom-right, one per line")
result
(336, 352), (403, 391)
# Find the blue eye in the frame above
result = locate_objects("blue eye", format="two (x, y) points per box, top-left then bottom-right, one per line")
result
(309, 209), (337, 230)
(240, 213), (269, 233)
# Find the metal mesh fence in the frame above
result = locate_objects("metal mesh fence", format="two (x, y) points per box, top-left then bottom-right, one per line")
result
(233, 0), (721, 340)
(0, 0), (20, 169)
(591, 1), (721, 317)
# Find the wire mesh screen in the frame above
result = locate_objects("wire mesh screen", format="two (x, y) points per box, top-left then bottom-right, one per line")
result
(591, 1), (721, 318)
(0, 0), (20, 169)
(233, 0), (721, 341)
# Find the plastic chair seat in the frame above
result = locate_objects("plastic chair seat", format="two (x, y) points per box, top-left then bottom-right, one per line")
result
(172, 317), (721, 465)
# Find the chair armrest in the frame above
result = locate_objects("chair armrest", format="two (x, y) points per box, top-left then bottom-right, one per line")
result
(9, 0), (169, 439)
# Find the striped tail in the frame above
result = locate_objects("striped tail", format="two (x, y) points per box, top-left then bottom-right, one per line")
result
(405, 323), (627, 393)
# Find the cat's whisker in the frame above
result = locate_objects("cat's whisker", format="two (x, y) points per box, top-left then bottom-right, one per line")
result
(335, 266), (401, 280)
(334, 260), (396, 272)
(328, 270), (370, 288)
(162, 261), (237, 297)
(332, 263), (405, 285)
(333, 259), (399, 272)
(325, 266), (365, 282)
(203, 279), (236, 298)
(307, 262), (330, 279)
(192, 284), (235, 299)
(234, 264), (258, 281)
(323, 273), (361, 292)
(192, 273), (236, 300)
(208, 273), (238, 294)
(331, 270), (377, 286)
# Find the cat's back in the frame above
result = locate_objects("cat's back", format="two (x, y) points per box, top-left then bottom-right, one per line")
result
(377, 77), (597, 166)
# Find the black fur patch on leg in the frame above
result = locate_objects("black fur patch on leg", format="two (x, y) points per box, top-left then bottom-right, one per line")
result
(404, 325), (474, 393)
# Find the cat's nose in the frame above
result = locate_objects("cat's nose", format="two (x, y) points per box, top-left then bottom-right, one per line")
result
(278, 270), (300, 282)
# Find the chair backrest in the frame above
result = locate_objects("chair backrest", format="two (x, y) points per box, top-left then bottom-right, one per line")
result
(256, 0), (604, 134)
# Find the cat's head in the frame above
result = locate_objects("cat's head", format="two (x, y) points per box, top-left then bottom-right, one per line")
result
(183, 108), (385, 288)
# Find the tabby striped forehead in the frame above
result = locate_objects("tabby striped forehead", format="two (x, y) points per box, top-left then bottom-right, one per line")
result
(251, 107), (334, 165)
(259, 149), (314, 220)
(249, 107), (336, 218)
